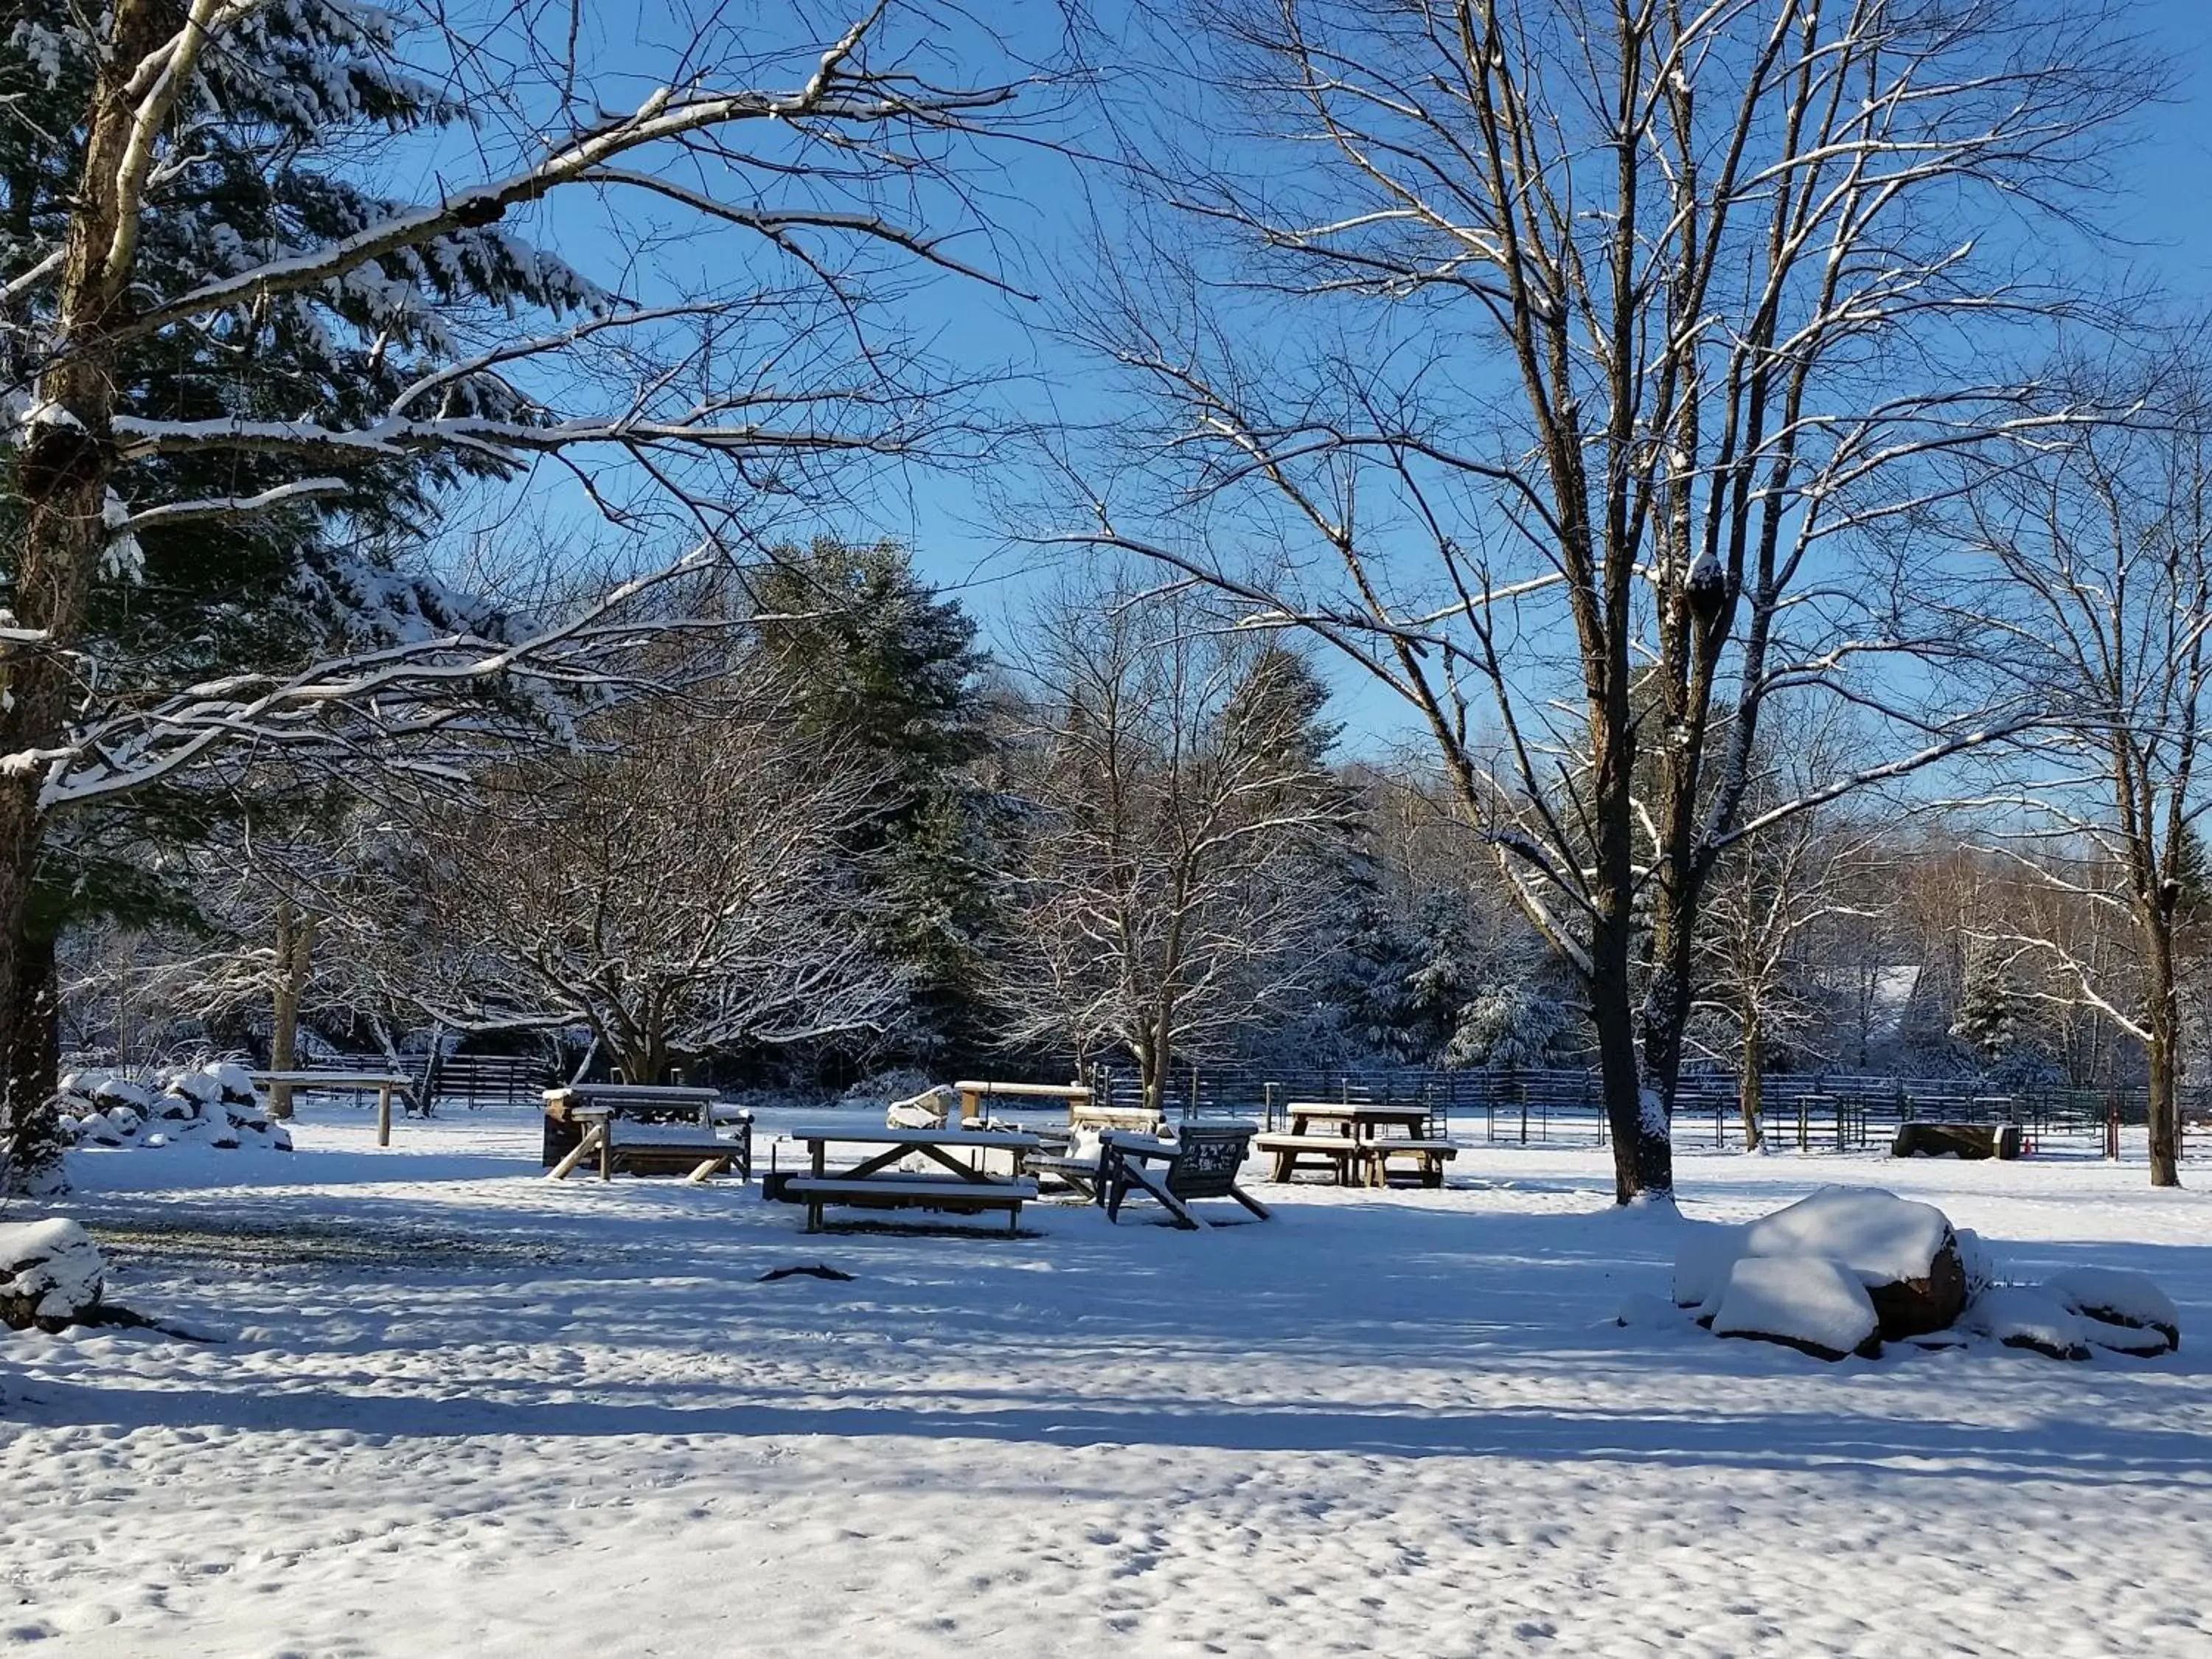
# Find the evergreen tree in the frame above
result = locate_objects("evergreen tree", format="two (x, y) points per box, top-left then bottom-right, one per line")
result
(747, 540), (996, 1065)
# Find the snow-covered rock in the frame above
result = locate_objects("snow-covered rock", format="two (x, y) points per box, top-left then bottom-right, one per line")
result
(1959, 1287), (2089, 1360)
(1739, 1186), (1965, 1338)
(209, 1062), (260, 1105)
(2043, 1268), (2180, 1352)
(1708, 1254), (1883, 1362)
(0, 1218), (105, 1332)
(164, 1069), (223, 1105)
(91, 1077), (153, 1111)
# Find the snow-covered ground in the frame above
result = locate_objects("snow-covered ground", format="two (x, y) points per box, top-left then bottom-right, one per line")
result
(4, 1108), (2209, 1658)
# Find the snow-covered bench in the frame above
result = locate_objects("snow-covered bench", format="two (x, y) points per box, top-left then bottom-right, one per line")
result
(1101, 1124), (1270, 1229)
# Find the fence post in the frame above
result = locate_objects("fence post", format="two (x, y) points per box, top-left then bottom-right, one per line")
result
(2106, 1093), (2121, 1161)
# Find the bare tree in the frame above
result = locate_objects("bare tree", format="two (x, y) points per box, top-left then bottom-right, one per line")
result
(989, 577), (1351, 1114)
(1943, 349), (2212, 1186)
(1058, 0), (2155, 1199)
(1698, 785), (1877, 1150)
(395, 677), (905, 1085)
(0, 1), (1048, 1175)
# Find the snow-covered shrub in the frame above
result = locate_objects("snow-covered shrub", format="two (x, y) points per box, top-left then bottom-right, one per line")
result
(841, 1068), (937, 1108)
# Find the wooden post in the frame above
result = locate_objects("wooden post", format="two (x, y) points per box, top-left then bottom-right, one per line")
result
(376, 1081), (394, 1147)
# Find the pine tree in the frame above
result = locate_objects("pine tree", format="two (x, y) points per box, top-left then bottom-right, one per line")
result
(747, 540), (997, 1065)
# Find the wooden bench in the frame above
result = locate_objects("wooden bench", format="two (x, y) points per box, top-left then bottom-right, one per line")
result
(1357, 1138), (1459, 1189)
(251, 1069), (417, 1147)
(1071, 1100), (1167, 1135)
(1892, 1121), (2023, 1161)
(1101, 1124), (1270, 1229)
(1253, 1130), (1363, 1185)
(1032, 1100), (1172, 1201)
(541, 1085), (750, 1183)
(784, 1174), (1040, 1234)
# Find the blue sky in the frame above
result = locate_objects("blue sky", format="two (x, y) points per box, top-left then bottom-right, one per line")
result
(431, 1), (2212, 751)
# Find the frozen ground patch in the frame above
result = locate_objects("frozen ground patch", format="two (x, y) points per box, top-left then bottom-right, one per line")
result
(1, 1111), (2208, 1657)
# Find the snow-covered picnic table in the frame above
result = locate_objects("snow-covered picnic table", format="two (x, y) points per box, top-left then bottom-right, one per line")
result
(952, 1079), (1091, 1124)
(251, 1069), (416, 1147)
(1256, 1102), (1457, 1188)
(778, 1126), (1043, 1234)
(541, 1086), (751, 1183)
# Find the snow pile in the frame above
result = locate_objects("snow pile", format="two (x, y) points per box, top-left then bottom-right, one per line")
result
(1708, 1255), (1883, 1361)
(0, 1217), (105, 1332)
(56, 1065), (291, 1153)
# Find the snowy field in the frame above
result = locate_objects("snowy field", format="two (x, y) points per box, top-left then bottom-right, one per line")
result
(4, 1109), (2209, 1658)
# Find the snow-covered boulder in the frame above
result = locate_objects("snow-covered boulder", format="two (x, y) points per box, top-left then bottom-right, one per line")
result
(0, 1218), (105, 1332)
(1959, 1286), (2089, 1361)
(91, 1077), (153, 1111)
(1708, 1255), (1883, 1361)
(2043, 1268), (2180, 1353)
(1739, 1186), (1965, 1338)
(209, 1062), (260, 1105)
(164, 1068), (223, 1105)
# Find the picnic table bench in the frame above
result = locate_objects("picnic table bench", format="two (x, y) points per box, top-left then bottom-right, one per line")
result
(541, 1085), (752, 1183)
(251, 1068), (416, 1147)
(1256, 1102), (1457, 1188)
(779, 1127), (1041, 1234)
(1100, 1124), (1270, 1228)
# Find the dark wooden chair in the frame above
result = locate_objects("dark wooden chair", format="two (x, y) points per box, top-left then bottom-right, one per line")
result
(1101, 1124), (1271, 1229)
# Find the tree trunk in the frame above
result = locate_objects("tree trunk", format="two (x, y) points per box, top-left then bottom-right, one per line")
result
(0, 0), (167, 1154)
(1738, 1012), (1765, 1152)
(266, 899), (319, 1120)
(1, 931), (63, 1189)
(2143, 917), (2182, 1189)
(1590, 903), (1669, 1203)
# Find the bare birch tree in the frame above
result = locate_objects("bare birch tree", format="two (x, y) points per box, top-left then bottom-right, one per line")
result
(989, 577), (1352, 1114)
(1057, 0), (2154, 1199)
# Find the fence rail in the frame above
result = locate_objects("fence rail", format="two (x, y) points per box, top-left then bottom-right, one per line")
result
(1082, 1062), (2205, 1155)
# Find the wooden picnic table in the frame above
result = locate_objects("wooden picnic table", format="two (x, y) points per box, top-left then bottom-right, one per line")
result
(782, 1126), (1042, 1234)
(951, 1079), (1091, 1126)
(1256, 1102), (1455, 1188)
(251, 1069), (415, 1147)
(541, 1085), (749, 1182)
